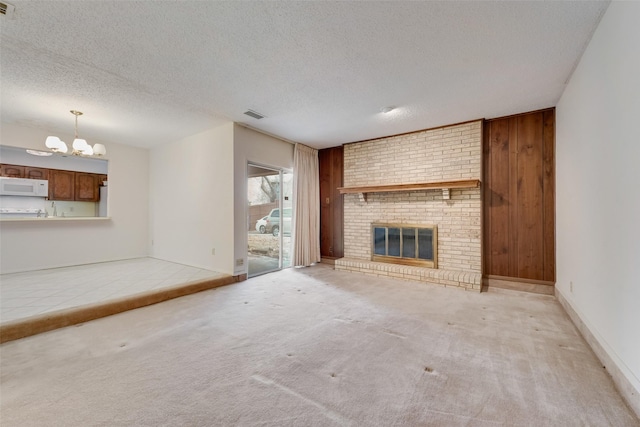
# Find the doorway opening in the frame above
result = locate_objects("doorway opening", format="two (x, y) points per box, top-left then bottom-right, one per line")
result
(247, 163), (293, 277)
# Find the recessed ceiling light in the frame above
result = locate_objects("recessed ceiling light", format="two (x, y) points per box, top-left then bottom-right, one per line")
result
(26, 149), (53, 157)
(380, 106), (395, 114)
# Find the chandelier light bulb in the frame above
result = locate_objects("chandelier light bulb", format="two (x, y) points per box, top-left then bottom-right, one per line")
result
(82, 145), (94, 156)
(93, 143), (106, 156)
(73, 138), (88, 151)
(45, 136), (61, 149)
(57, 140), (69, 153)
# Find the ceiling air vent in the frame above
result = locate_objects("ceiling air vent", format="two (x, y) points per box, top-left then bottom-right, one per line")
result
(0, 2), (15, 18)
(244, 109), (265, 120)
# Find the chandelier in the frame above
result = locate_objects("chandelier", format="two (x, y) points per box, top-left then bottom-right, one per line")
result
(44, 110), (107, 156)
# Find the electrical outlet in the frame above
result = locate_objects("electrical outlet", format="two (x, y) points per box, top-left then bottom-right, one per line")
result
(236, 258), (244, 266)
(570, 281), (574, 293)
(211, 248), (216, 255)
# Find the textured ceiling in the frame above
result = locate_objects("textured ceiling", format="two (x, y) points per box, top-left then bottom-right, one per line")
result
(0, 1), (609, 150)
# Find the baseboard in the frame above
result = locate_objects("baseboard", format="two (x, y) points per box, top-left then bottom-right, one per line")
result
(0, 275), (237, 344)
(485, 276), (555, 295)
(555, 288), (640, 418)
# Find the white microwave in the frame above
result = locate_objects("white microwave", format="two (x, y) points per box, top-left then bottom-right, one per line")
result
(0, 177), (49, 197)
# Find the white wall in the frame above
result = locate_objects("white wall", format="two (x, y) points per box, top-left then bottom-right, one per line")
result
(556, 0), (640, 402)
(0, 123), (150, 273)
(149, 122), (235, 275)
(233, 124), (294, 275)
(1, 120), (292, 277)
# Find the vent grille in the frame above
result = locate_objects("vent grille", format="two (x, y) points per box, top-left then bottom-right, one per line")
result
(0, 2), (15, 17)
(244, 109), (265, 120)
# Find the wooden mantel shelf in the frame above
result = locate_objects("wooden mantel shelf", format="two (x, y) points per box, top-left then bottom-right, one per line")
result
(337, 179), (480, 202)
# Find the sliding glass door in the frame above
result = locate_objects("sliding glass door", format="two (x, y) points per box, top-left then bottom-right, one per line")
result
(247, 163), (292, 277)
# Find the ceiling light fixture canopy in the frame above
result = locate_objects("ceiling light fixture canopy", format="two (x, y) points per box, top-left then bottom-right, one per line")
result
(380, 106), (395, 114)
(43, 110), (107, 157)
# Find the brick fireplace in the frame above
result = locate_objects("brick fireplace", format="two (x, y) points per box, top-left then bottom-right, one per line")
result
(335, 121), (483, 291)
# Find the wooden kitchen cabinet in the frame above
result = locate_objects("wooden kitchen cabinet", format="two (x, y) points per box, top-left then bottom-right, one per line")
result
(49, 170), (103, 202)
(48, 169), (75, 201)
(1, 164), (49, 180)
(0, 164), (26, 177)
(25, 166), (49, 180)
(75, 173), (99, 202)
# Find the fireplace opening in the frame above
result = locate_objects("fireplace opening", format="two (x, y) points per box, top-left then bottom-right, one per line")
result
(372, 224), (437, 268)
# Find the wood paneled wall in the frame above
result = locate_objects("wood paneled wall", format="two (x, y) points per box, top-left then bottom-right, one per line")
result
(319, 146), (344, 259)
(483, 109), (555, 283)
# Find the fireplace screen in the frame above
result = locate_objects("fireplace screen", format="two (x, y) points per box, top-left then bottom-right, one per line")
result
(372, 224), (437, 268)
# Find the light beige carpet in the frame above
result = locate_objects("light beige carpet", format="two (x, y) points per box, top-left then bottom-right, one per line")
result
(1, 265), (637, 426)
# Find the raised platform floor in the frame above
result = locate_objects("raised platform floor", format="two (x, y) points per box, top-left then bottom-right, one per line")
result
(0, 258), (236, 343)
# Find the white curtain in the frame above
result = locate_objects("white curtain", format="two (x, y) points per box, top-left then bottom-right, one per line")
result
(292, 143), (321, 267)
